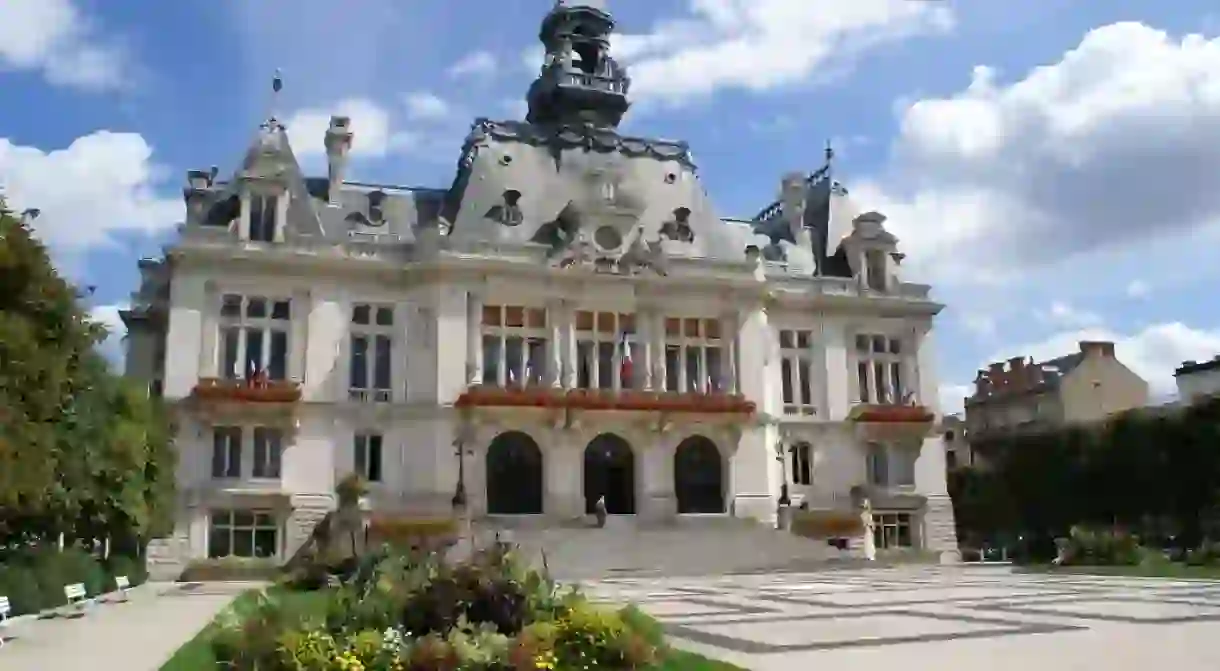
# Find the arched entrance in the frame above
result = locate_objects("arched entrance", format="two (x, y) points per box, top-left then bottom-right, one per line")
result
(583, 433), (636, 515)
(674, 436), (725, 514)
(485, 432), (544, 514)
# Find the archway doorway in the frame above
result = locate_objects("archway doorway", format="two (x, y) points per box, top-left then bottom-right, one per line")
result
(485, 431), (544, 514)
(583, 433), (636, 515)
(674, 436), (725, 514)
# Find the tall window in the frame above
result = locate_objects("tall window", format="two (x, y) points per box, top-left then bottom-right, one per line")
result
(866, 443), (915, 487)
(208, 509), (279, 558)
(855, 334), (907, 404)
(211, 426), (242, 478)
(483, 305), (548, 387)
(252, 427), (283, 479)
(789, 442), (813, 485)
(220, 294), (291, 380)
(872, 512), (913, 549)
(248, 194), (278, 242)
(663, 317), (723, 393)
(349, 304), (394, 402)
(779, 329), (815, 415)
(354, 433), (383, 483)
(576, 311), (636, 390)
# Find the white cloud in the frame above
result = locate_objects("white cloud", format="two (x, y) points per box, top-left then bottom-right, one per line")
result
(939, 383), (972, 415)
(614, 0), (954, 105)
(1035, 301), (1102, 328)
(860, 22), (1220, 285)
(284, 98), (419, 159)
(0, 0), (127, 90)
(0, 132), (181, 256)
(1126, 279), (1151, 299)
(447, 50), (496, 78)
(89, 303), (128, 367)
(403, 91), (452, 121)
(986, 322), (1220, 398)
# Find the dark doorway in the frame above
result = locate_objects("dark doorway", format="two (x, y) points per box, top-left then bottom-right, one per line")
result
(485, 432), (544, 514)
(674, 436), (725, 514)
(583, 433), (636, 515)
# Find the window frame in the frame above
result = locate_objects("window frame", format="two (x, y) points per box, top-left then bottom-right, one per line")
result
(854, 333), (908, 405)
(661, 316), (723, 394)
(575, 311), (636, 391)
(872, 511), (913, 550)
(353, 432), (384, 483)
(247, 193), (279, 242)
(207, 509), (280, 559)
(251, 427), (283, 479)
(219, 294), (292, 381)
(789, 442), (813, 486)
(778, 328), (816, 415)
(483, 305), (549, 388)
(349, 303), (396, 402)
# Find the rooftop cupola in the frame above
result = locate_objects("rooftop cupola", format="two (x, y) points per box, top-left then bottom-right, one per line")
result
(525, 0), (631, 128)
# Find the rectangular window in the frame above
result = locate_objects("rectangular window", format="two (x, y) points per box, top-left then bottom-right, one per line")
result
(349, 304), (395, 402)
(873, 512), (913, 549)
(207, 509), (279, 559)
(854, 333), (909, 405)
(789, 442), (813, 486)
(354, 433), (383, 483)
(661, 316), (723, 393)
(251, 427), (282, 479)
(483, 305), (549, 387)
(779, 329), (816, 415)
(248, 194), (278, 242)
(572, 311), (636, 391)
(211, 427), (242, 478)
(866, 443), (888, 486)
(219, 295), (291, 380)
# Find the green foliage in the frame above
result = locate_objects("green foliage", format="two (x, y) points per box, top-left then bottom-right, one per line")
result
(953, 395), (1220, 556)
(0, 199), (175, 554)
(0, 544), (142, 615)
(1059, 526), (1144, 566)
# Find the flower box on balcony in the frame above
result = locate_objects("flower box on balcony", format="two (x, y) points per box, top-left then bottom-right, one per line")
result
(849, 403), (934, 423)
(192, 377), (302, 403)
(455, 385), (558, 409)
(566, 389), (616, 410)
(615, 390), (659, 411)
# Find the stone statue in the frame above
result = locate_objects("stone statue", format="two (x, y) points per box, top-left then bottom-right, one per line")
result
(861, 498), (877, 561)
(594, 495), (608, 528)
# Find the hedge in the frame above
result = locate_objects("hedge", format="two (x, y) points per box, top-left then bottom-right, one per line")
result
(0, 545), (149, 616)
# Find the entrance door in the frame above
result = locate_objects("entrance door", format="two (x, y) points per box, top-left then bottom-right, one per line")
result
(485, 431), (544, 514)
(674, 436), (725, 514)
(583, 433), (636, 514)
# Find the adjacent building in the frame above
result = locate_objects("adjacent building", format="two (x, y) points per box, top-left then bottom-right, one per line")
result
(122, 0), (957, 570)
(1174, 357), (1220, 405)
(963, 340), (1149, 440)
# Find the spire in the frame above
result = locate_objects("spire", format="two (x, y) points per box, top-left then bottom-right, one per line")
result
(525, 1), (630, 128)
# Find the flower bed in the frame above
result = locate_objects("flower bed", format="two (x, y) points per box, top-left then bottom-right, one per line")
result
(175, 542), (740, 670)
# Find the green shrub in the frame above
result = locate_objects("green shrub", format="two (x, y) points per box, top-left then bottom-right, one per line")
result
(104, 553), (149, 587)
(180, 557), (279, 582)
(0, 564), (44, 615)
(1185, 542), (1220, 566)
(1061, 526), (1143, 566)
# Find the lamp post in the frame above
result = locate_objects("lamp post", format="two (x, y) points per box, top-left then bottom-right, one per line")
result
(452, 422), (474, 553)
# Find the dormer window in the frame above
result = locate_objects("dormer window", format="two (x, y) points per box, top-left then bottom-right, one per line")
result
(249, 194), (278, 242)
(865, 249), (887, 291)
(367, 191), (386, 223)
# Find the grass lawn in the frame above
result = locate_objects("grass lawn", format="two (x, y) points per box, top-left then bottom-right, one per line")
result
(158, 588), (748, 671)
(1019, 563), (1220, 579)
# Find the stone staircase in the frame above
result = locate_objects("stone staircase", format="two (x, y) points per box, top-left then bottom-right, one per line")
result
(472, 516), (861, 580)
(145, 533), (190, 581)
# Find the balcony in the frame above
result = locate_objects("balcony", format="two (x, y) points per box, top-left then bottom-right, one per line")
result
(191, 377), (303, 404)
(454, 386), (756, 418)
(848, 402), (936, 442)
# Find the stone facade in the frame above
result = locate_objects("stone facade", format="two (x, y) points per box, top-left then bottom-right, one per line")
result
(122, 1), (956, 568)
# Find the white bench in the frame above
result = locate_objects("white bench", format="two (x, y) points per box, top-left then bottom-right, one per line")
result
(0, 596), (10, 649)
(113, 575), (131, 602)
(62, 583), (92, 614)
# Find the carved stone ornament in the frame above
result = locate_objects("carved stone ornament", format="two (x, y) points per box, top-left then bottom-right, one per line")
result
(485, 189), (524, 227)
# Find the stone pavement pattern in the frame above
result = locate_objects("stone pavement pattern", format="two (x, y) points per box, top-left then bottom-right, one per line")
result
(581, 565), (1220, 671)
(0, 582), (248, 671)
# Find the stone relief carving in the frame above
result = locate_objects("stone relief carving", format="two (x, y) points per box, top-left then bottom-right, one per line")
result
(485, 189), (524, 227)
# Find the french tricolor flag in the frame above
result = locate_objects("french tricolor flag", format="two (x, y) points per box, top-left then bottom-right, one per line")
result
(619, 331), (634, 388)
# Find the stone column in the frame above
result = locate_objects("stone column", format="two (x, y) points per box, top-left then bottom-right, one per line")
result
(640, 307), (654, 391)
(722, 312), (738, 394)
(290, 288), (309, 384)
(640, 441), (676, 523)
(466, 291), (483, 385)
(564, 306), (578, 389)
(653, 312), (667, 392)
(545, 442), (584, 520)
(548, 301), (564, 388)
(238, 192), (251, 240)
(274, 189), (289, 243)
(198, 280), (218, 378)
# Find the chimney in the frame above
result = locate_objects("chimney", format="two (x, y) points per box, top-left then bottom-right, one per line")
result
(324, 115), (353, 206)
(974, 369), (991, 397)
(1008, 356), (1026, 388)
(1079, 340), (1115, 358)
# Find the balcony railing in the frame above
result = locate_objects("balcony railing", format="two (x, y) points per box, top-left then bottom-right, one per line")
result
(349, 388), (393, 403)
(454, 386), (756, 415)
(848, 402), (935, 424)
(191, 377), (302, 404)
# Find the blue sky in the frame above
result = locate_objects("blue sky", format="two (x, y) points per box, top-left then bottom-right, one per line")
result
(4, 0), (1220, 412)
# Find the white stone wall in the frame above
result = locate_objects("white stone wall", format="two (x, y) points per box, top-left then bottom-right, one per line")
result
(1177, 366), (1220, 404)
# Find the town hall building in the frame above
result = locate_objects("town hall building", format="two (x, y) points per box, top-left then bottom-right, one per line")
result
(122, 0), (957, 570)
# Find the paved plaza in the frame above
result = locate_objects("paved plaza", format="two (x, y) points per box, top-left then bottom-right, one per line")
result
(583, 565), (1220, 671)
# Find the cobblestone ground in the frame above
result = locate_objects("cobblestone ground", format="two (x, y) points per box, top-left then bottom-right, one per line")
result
(580, 565), (1220, 671)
